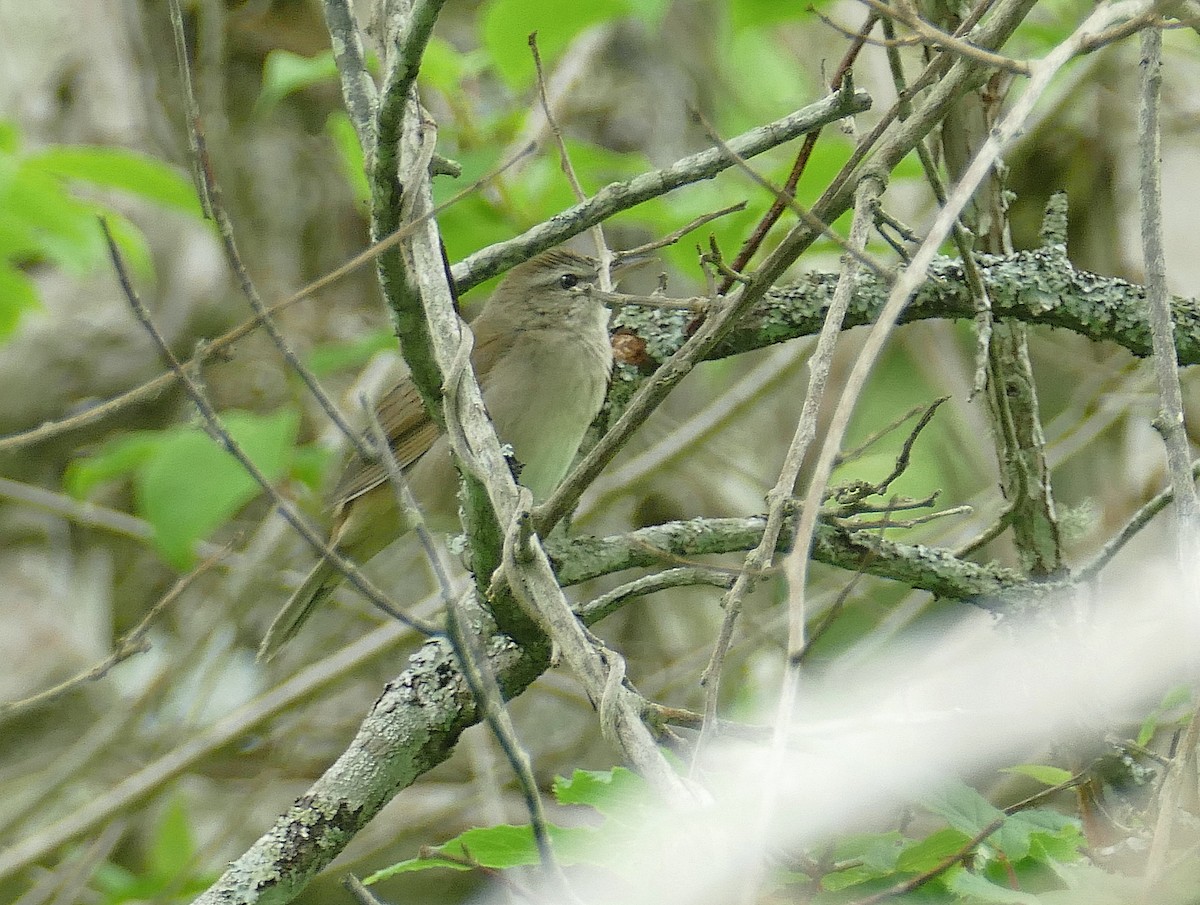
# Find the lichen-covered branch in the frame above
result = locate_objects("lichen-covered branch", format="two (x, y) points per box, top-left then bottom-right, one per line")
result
(187, 507), (1037, 903)
(550, 517), (1030, 606)
(610, 246), (1200, 392)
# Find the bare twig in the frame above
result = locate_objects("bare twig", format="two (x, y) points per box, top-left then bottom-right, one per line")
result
(1076, 458), (1200, 583)
(619, 201), (748, 259)
(169, 1), (378, 466)
(859, 0), (1032, 74)
(577, 567), (734, 624)
(721, 10), (878, 293)
(0, 548), (226, 719)
(529, 31), (611, 282)
(698, 175), (884, 736)
(693, 109), (888, 280)
(1136, 24), (1200, 549)
(1139, 20), (1200, 891)
(445, 590), (576, 898)
(780, 0), (1155, 666)
(100, 220), (439, 638)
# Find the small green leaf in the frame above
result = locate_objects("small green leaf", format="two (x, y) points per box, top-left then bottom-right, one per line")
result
(0, 262), (39, 338)
(99, 209), (155, 278)
(833, 831), (903, 873)
(923, 780), (1005, 838)
(306, 328), (395, 376)
(553, 767), (650, 821)
(66, 432), (162, 498)
(896, 827), (971, 873)
(324, 112), (369, 206)
(1137, 684), (1192, 745)
(420, 35), (467, 94)
(364, 823), (602, 882)
(148, 797), (196, 880)
(947, 866), (1041, 904)
(258, 49), (339, 112)
(136, 410), (299, 568)
(1002, 764), (1074, 787)
(480, 0), (625, 87)
(26, 146), (202, 217)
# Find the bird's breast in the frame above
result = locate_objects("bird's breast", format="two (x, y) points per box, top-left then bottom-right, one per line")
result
(480, 325), (611, 500)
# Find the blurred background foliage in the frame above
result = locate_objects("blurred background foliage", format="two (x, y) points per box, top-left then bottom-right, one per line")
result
(2, 0), (1200, 902)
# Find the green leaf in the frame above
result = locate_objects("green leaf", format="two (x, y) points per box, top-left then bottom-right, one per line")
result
(99, 209), (155, 278)
(833, 831), (903, 873)
(946, 866), (1041, 904)
(480, 0), (625, 87)
(553, 767), (650, 821)
(258, 49), (339, 112)
(730, 0), (827, 29)
(325, 112), (370, 206)
(26, 146), (202, 217)
(307, 328), (397, 376)
(923, 780), (1006, 838)
(148, 797), (196, 880)
(1137, 684), (1192, 745)
(1001, 764), (1074, 787)
(1, 163), (102, 273)
(896, 827), (972, 873)
(0, 120), (18, 153)
(820, 835), (905, 892)
(420, 35), (467, 94)
(364, 823), (602, 882)
(136, 410), (299, 568)
(0, 262), (39, 338)
(66, 432), (162, 498)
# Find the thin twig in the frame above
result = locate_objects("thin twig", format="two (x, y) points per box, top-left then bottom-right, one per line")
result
(0, 547), (226, 719)
(1076, 458), (1200, 583)
(99, 220), (439, 637)
(359, 393), (458, 608)
(169, 3), (378, 466)
(577, 567), (734, 624)
(693, 108), (889, 281)
(529, 31), (611, 282)
(721, 10), (878, 293)
(858, 0), (1032, 74)
(1139, 21), (1200, 890)
(1136, 24), (1200, 549)
(620, 201), (748, 259)
(448, 88), (873, 290)
(698, 174), (884, 738)
(877, 15), (994, 395)
(445, 590), (577, 899)
(780, 0), (1154, 666)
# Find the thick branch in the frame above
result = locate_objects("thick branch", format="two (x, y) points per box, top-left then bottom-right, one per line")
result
(610, 246), (1200, 381)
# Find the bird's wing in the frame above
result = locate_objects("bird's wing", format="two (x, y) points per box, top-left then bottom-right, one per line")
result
(331, 378), (441, 505)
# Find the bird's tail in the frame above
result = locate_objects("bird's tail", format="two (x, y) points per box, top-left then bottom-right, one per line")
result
(258, 558), (341, 662)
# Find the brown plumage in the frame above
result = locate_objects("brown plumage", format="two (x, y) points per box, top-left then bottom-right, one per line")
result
(258, 248), (626, 660)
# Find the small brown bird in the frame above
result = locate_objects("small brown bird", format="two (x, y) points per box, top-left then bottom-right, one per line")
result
(259, 248), (635, 660)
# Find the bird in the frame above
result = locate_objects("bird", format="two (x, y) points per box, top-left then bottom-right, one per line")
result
(258, 247), (637, 661)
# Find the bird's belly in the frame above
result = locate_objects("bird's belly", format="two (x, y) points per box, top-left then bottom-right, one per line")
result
(484, 336), (609, 500)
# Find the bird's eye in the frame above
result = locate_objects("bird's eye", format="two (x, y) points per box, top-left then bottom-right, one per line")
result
(558, 273), (579, 290)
